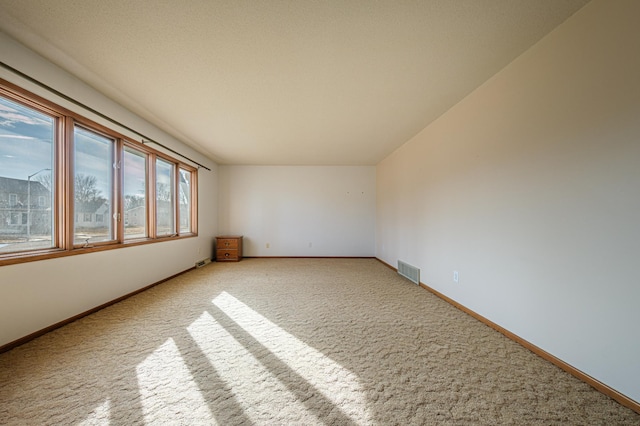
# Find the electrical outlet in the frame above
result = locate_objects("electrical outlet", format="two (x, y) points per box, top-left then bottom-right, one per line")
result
(453, 271), (459, 283)
(266, 243), (270, 248)
(309, 242), (312, 248)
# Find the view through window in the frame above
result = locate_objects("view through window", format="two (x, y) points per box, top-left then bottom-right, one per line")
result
(0, 95), (55, 254)
(156, 158), (175, 236)
(123, 146), (148, 240)
(0, 80), (198, 264)
(179, 168), (191, 234)
(73, 126), (115, 245)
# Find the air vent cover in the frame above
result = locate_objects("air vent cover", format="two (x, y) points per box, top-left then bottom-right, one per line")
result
(398, 260), (420, 285)
(195, 258), (211, 268)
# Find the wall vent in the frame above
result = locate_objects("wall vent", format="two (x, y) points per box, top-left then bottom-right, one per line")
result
(398, 260), (420, 285)
(195, 258), (211, 268)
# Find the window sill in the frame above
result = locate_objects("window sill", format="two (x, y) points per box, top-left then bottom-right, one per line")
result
(0, 233), (197, 267)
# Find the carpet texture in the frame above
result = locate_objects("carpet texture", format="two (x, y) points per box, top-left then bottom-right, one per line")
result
(1, 258), (638, 425)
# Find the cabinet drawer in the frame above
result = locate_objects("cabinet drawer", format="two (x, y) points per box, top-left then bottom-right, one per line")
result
(217, 238), (239, 249)
(217, 249), (238, 261)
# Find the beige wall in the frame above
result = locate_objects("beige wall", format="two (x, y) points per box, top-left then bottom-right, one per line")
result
(376, 0), (640, 402)
(0, 33), (219, 346)
(219, 165), (375, 257)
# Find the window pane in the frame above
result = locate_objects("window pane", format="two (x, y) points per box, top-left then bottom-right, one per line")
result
(74, 126), (114, 245)
(124, 147), (148, 239)
(178, 168), (191, 233)
(156, 158), (175, 236)
(0, 95), (55, 253)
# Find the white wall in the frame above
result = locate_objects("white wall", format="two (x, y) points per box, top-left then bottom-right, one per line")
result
(219, 166), (375, 257)
(377, 0), (640, 403)
(0, 33), (219, 347)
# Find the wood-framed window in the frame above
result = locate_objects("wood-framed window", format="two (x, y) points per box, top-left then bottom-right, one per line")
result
(0, 78), (198, 266)
(155, 157), (176, 237)
(122, 144), (149, 240)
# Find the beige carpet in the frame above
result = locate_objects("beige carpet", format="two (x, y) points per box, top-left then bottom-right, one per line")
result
(1, 258), (638, 425)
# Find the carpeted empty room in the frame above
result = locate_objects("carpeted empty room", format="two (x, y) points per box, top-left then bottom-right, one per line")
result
(1, 258), (638, 424)
(3, 0), (640, 422)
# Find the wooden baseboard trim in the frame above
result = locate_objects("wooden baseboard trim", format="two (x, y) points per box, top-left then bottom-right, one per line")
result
(376, 257), (397, 271)
(376, 258), (640, 414)
(243, 256), (376, 259)
(0, 266), (195, 354)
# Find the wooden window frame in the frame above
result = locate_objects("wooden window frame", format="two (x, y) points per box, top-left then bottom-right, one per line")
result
(122, 143), (150, 242)
(0, 79), (198, 267)
(71, 121), (118, 249)
(178, 165), (197, 236)
(154, 156), (177, 238)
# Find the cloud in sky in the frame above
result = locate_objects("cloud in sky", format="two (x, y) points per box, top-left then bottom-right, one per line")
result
(0, 134), (38, 139)
(0, 97), (54, 181)
(1, 96), (168, 199)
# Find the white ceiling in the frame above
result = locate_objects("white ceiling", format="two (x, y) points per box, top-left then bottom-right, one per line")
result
(0, 0), (588, 165)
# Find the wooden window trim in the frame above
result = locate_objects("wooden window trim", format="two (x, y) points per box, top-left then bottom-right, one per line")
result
(179, 165), (198, 236)
(0, 78), (198, 267)
(71, 122), (118, 248)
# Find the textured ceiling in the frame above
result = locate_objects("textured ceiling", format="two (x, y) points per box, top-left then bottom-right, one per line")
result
(0, 0), (588, 165)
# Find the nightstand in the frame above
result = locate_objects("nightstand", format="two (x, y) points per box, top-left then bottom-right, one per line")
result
(216, 235), (243, 262)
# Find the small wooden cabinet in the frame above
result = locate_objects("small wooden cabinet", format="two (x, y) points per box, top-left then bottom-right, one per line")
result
(216, 235), (243, 262)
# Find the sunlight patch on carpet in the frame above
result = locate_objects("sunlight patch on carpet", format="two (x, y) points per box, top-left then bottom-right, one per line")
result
(212, 291), (372, 424)
(187, 311), (323, 424)
(78, 398), (110, 425)
(136, 338), (215, 424)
